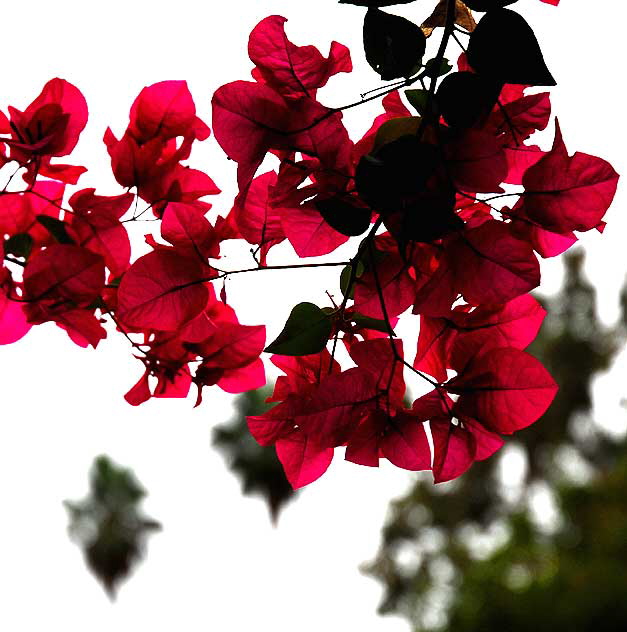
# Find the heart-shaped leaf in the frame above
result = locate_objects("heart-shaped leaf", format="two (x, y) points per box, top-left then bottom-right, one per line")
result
(467, 9), (555, 86)
(265, 302), (332, 356)
(436, 71), (500, 128)
(363, 8), (426, 80)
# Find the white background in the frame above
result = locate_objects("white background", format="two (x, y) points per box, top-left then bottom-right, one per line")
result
(0, 1), (625, 630)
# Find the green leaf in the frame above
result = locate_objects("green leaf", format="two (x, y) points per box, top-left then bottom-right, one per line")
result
(372, 116), (421, 152)
(265, 302), (332, 356)
(4, 233), (33, 259)
(405, 88), (429, 115)
(340, 261), (365, 299)
(36, 215), (75, 244)
(351, 312), (391, 334)
(423, 57), (452, 79)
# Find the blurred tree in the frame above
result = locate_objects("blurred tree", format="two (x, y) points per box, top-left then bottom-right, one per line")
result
(445, 453), (627, 631)
(64, 455), (161, 598)
(212, 385), (297, 523)
(363, 250), (627, 630)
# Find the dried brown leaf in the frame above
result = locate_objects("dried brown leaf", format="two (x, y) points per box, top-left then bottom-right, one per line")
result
(421, 0), (477, 38)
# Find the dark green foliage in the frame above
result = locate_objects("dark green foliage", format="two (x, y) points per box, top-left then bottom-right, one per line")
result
(340, 261), (365, 298)
(265, 302), (333, 356)
(364, 251), (627, 630)
(212, 386), (297, 523)
(447, 457), (627, 631)
(352, 312), (391, 333)
(404, 89), (430, 116)
(64, 455), (161, 598)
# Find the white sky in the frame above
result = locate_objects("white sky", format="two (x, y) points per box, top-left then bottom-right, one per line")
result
(0, 1), (625, 630)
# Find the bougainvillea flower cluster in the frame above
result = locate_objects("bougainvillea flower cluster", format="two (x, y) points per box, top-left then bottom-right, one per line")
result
(0, 0), (619, 489)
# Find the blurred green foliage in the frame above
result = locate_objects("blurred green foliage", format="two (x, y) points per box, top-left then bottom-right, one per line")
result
(212, 385), (297, 522)
(65, 455), (161, 598)
(364, 251), (627, 630)
(447, 454), (627, 631)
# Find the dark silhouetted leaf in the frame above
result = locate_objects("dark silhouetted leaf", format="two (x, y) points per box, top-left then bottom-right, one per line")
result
(423, 57), (453, 79)
(36, 215), (75, 244)
(4, 233), (33, 259)
(363, 8), (426, 80)
(397, 187), (462, 243)
(372, 116), (422, 151)
(265, 302), (332, 355)
(467, 9), (555, 86)
(436, 71), (500, 128)
(355, 136), (440, 213)
(316, 196), (372, 237)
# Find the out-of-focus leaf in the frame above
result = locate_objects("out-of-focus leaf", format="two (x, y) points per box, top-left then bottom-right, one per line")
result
(64, 455), (161, 598)
(212, 386), (297, 522)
